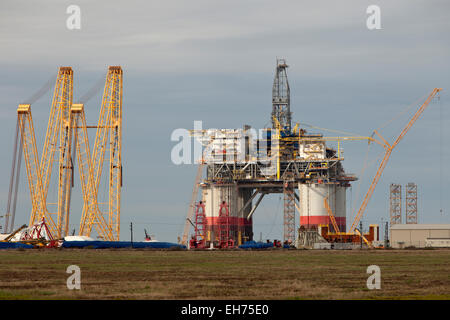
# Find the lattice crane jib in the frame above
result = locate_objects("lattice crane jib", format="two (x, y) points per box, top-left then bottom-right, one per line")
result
(72, 104), (112, 240)
(17, 105), (50, 231)
(85, 66), (123, 241)
(57, 68), (75, 238)
(17, 68), (74, 239)
(349, 88), (442, 233)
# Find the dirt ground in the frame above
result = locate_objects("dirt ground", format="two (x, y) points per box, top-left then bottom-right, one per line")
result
(0, 248), (449, 300)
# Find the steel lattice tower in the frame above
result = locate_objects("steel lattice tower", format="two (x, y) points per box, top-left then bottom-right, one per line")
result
(283, 173), (296, 243)
(405, 183), (418, 224)
(272, 59), (291, 132)
(389, 184), (402, 225)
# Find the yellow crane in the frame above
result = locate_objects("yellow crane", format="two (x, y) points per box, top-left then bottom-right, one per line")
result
(323, 196), (341, 234)
(349, 88), (442, 233)
(15, 66), (123, 241)
(71, 104), (113, 240)
(78, 66), (123, 240)
(18, 67), (74, 239)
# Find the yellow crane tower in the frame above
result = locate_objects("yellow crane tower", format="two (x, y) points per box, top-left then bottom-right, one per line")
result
(349, 88), (442, 233)
(14, 66), (123, 241)
(18, 67), (74, 239)
(71, 103), (113, 240)
(78, 66), (123, 240)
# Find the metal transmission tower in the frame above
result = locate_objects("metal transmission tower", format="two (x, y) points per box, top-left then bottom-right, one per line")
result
(272, 59), (291, 132)
(389, 184), (402, 225)
(283, 173), (296, 243)
(405, 183), (418, 224)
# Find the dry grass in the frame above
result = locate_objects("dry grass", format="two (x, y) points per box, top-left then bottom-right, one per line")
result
(0, 248), (449, 300)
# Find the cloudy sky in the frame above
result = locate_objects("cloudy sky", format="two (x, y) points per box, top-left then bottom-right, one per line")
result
(0, 0), (449, 241)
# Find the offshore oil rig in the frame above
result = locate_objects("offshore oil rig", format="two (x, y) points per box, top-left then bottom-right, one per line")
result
(182, 59), (441, 249)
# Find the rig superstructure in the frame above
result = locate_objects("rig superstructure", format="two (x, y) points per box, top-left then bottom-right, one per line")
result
(186, 59), (363, 248)
(182, 59), (441, 249)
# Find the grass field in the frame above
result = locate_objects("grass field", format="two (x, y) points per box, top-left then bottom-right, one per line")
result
(0, 248), (449, 300)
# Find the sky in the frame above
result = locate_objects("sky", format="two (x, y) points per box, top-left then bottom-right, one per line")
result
(0, 0), (449, 242)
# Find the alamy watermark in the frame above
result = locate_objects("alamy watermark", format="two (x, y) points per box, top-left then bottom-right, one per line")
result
(366, 5), (381, 30)
(366, 265), (381, 289)
(66, 5), (81, 30)
(170, 120), (278, 173)
(66, 265), (81, 290)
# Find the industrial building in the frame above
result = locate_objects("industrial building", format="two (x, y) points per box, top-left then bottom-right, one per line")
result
(390, 224), (450, 248)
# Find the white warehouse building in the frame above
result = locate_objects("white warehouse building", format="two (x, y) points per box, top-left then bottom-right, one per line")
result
(390, 224), (450, 248)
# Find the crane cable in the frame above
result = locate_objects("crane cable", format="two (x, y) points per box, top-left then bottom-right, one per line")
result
(375, 92), (429, 132)
(22, 74), (55, 105)
(298, 122), (362, 137)
(79, 75), (105, 104)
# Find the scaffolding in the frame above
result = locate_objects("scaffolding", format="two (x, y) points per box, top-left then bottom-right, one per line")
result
(390, 184), (402, 225)
(405, 183), (418, 224)
(218, 201), (233, 248)
(194, 202), (206, 248)
(283, 173), (296, 243)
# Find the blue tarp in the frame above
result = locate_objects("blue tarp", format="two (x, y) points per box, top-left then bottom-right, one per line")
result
(239, 241), (274, 249)
(62, 241), (186, 249)
(0, 242), (34, 249)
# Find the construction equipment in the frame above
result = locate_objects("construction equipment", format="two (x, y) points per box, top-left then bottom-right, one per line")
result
(181, 136), (217, 245)
(323, 196), (340, 234)
(218, 201), (234, 248)
(193, 201), (206, 248)
(181, 161), (204, 245)
(349, 88), (442, 233)
(354, 228), (372, 248)
(15, 67), (74, 239)
(1, 224), (27, 242)
(7, 66), (123, 241)
(17, 104), (53, 234)
(144, 229), (151, 241)
(72, 103), (113, 240)
(79, 66), (123, 241)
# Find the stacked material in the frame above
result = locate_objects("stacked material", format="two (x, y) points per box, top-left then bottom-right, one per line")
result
(62, 241), (186, 249)
(0, 242), (34, 249)
(239, 241), (274, 249)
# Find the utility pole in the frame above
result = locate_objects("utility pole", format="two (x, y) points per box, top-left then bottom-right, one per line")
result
(384, 221), (389, 248)
(130, 222), (133, 248)
(360, 221), (363, 249)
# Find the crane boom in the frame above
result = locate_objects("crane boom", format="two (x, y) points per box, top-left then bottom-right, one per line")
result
(40, 67), (73, 203)
(181, 161), (204, 245)
(72, 104), (113, 240)
(323, 196), (340, 233)
(349, 88), (442, 232)
(17, 104), (57, 234)
(57, 72), (75, 238)
(82, 66), (123, 240)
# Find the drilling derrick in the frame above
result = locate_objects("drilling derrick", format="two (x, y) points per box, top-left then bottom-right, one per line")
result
(272, 59), (291, 132)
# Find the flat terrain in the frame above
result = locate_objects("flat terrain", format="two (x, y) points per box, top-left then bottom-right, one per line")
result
(0, 248), (449, 300)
